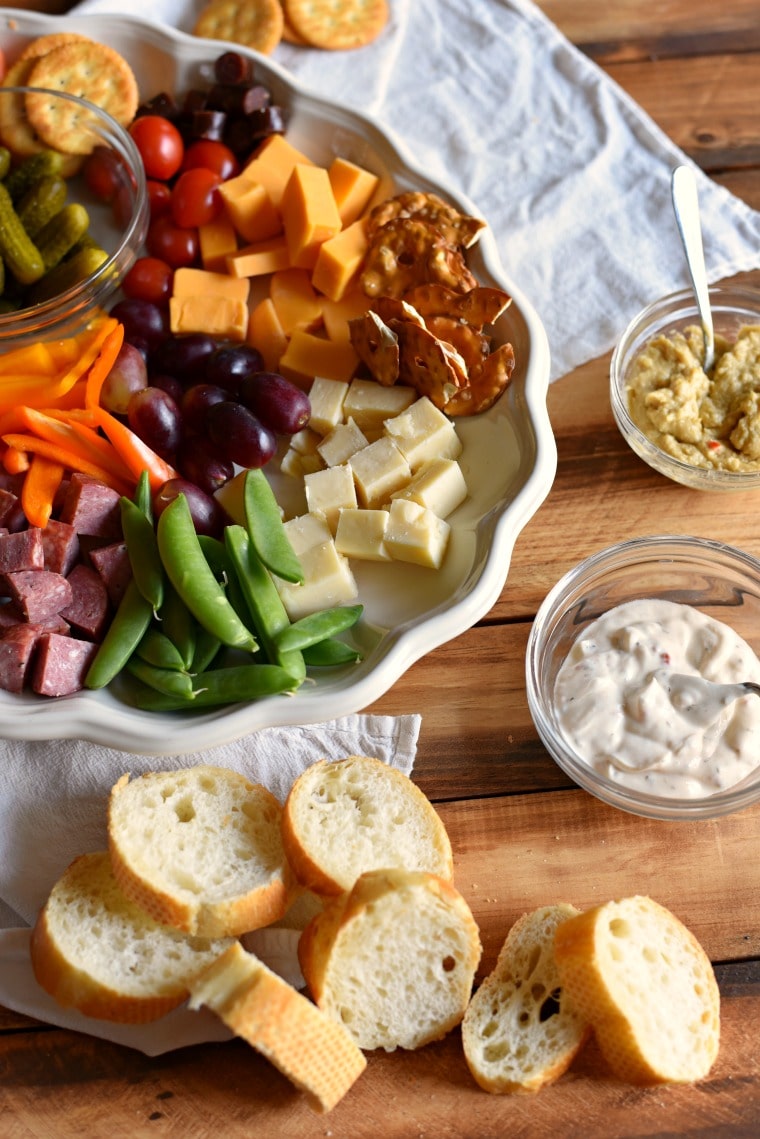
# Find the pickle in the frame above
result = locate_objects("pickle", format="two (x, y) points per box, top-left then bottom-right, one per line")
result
(3, 149), (66, 202)
(0, 182), (45, 286)
(35, 203), (90, 271)
(17, 176), (68, 239)
(0, 147), (10, 182)
(0, 254), (4, 296)
(27, 244), (108, 305)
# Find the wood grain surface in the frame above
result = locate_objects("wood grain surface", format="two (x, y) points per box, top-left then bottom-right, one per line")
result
(2, 2), (760, 1136)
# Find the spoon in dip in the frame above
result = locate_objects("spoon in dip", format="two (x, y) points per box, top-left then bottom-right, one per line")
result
(653, 669), (760, 729)
(671, 164), (716, 374)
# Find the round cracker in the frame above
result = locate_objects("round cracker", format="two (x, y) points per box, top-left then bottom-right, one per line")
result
(18, 32), (93, 63)
(24, 41), (138, 154)
(194, 0), (285, 56)
(0, 58), (40, 156)
(284, 0), (388, 50)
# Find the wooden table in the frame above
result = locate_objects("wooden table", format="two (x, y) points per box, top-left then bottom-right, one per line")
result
(2, 3), (760, 1136)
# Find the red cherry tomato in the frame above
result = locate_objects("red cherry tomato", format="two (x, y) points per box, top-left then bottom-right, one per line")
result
(146, 215), (199, 269)
(122, 256), (174, 306)
(181, 139), (240, 181)
(146, 179), (172, 219)
(82, 146), (124, 202)
(129, 115), (184, 181)
(170, 168), (223, 229)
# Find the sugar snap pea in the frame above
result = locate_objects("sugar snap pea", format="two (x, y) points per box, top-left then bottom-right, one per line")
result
(302, 639), (363, 667)
(243, 468), (304, 584)
(84, 579), (153, 690)
(274, 604), (363, 653)
(133, 469), (153, 520)
(159, 581), (197, 669)
(126, 657), (195, 700)
(156, 494), (258, 653)
(197, 533), (251, 626)
(190, 627), (222, 674)
(120, 495), (164, 613)
(120, 662), (300, 711)
(136, 627), (187, 672)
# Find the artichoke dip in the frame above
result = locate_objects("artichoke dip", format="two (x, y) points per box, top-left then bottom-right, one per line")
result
(554, 598), (760, 799)
(626, 324), (760, 471)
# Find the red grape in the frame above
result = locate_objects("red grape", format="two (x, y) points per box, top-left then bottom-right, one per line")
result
(99, 342), (148, 414)
(239, 371), (311, 435)
(176, 435), (234, 496)
(127, 387), (182, 460)
(181, 383), (229, 434)
(207, 401), (277, 468)
(204, 344), (265, 395)
(154, 477), (228, 537)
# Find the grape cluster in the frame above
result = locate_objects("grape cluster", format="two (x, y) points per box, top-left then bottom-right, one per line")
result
(106, 296), (311, 498)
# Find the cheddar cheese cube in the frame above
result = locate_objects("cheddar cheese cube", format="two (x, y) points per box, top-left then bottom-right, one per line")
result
(279, 329), (359, 386)
(219, 175), (282, 243)
(226, 236), (291, 278)
(170, 295), (248, 341)
(270, 267), (323, 335)
(281, 163), (342, 270)
(172, 267), (250, 303)
(247, 296), (288, 371)
(328, 157), (380, 227)
(242, 134), (315, 209)
(311, 217), (369, 302)
(199, 213), (238, 272)
(321, 288), (372, 344)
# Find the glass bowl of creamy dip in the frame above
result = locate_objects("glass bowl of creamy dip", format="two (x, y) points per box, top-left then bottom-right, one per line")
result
(610, 284), (760, 491)
(526, 534), (760, 820)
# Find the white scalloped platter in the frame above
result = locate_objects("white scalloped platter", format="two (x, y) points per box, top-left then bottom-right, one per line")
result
(0, 10), (555, 754)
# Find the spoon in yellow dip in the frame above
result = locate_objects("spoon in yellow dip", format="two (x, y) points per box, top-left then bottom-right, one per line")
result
(671, 165), (716, 373)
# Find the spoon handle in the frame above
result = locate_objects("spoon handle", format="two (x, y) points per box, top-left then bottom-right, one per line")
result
(671, 165), (715, 372)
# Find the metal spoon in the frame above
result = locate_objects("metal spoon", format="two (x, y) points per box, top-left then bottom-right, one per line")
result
(671, 165), (715, 373)
(652, 669), (760, 729)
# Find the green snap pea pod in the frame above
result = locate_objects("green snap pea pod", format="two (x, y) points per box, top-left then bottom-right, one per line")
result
(190, 627), (222, 674)
(303, 639), (363, 667)
(126, 657), (196, 700)
(197, 534), (250, 625)
(84, 579), (153, 689)
(224, 524), (305, 684)
(243, 468), (304, 584)
(121, 663), (299, 711)
(159, 582), (197, 669)
(120, 495), (164, 613)
(133, 469), (153, 520)
(274, 605), (363, 653)
(136, 627), (188, 672)
(157, 494), (258, 653)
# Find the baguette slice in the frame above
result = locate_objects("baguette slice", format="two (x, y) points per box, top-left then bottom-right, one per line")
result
(299, 867), (481, 1051)
(554, 895), (720, 1084)
(108, 766), (294, 939)
(30, 850), (234, 1024)
(187, 941), (367, 1114)
(462, 903), (591, 1093)
(282, 755), (453, 895)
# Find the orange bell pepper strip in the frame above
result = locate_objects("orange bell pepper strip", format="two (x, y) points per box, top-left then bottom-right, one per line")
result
(21, 453), (64, 528)
(43, 316), (120, 402)
(2, 445), (30, 475)
(13, 407), (134, 485)
(89, 406), (178, 492)
(1, 433), (133, 496)
(84, 320), (124, 412)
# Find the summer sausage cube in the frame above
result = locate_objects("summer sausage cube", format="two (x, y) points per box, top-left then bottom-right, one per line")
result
(0, 528), (45, 574)
(59, 473), (122, 539)
(61, 564), (110, 640)
(88, 541), (132, 606)
(0, 488), (18, 527)
(2, 569), (73, 623)
(41, 519), (80, 576)
(0, 624), (42, 693)
(31, 633), (98, 697)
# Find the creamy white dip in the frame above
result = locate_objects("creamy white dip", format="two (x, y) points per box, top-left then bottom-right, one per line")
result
(554, 598), (760, 799)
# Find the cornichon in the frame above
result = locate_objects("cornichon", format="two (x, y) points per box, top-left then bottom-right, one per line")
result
(0, 182), (45, 286)
(35, 202), (90, 271)
(0, 147), (10, 181)
(17, 176), (67, 238)
(3, 149), (64, 201)
(28, 245), (108, 305)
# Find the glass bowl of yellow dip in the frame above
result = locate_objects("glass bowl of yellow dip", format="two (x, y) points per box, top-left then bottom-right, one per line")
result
(526, 534), (760, 820)
(610, 285), (760, 491)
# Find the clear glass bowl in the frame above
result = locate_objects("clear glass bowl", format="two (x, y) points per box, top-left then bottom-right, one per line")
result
(610, 284), (760, 491)
(526, 534), (760, 820)
(0, 86), (148, 349)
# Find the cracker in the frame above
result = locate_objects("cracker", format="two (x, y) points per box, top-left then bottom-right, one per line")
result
(193, 0), (285, 56)
(18, 33), (93, 63)
(0, 58), (40, 156)
(284, 0), (388, 50)
(24, 41), (139, 154)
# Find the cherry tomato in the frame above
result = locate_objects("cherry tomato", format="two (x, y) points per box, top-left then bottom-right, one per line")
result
(181, 139), (240, 181)
(170, 168), (223, 228)
(122, 256), (174, 306)
(129, 115), (184, 181)
(146, 179), (172, 219)
(83, 146), (124, 202)
(146, 215), (199, 269)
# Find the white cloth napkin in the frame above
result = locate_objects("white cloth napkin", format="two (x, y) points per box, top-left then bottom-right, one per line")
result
(60, 0), (760, 380)
(0, 713), (420, 1054)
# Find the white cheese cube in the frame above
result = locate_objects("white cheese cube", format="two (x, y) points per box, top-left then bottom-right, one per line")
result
(390, 458), (467, 518)
(280, 447), (304, 479)
(384, 498), (451, 569)
(349, 437), (411, 508)
(317, 417), (369, 467)
(283, 513), (333, 556)
(275, 539), (358, 621)
(343, 378), (416, 433)
(383, 396), (462, 470)
(289, 427), (323, 456)
(335, 508), (391, 561)
(308, 376), (349, 435)
(304, 463), (357, 532)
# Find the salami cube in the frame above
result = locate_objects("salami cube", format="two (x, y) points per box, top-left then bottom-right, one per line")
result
(41, 518), (81, 575)
(59, 474), (122, 539)
(2, 569), (73, 623)
(0, 624), (42, 693)
(31, 633), (98, 697)
(89, 541), (132, 606)
(0, 528), (45, 574)
(0, 488), (18, 527)
(0, 604), (21, 630)
(61, 564), (110, 640)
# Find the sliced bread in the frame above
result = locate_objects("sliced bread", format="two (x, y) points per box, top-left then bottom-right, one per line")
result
(298, 867), (482, 1051)
(187, 941), (367, 1114)
(461, 903), (591, 1093)
(108, 766), (294, 938)
(553, 895), (720, 1084)
(30, 850), (234, 1024)
(281, 754), (453, 895)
